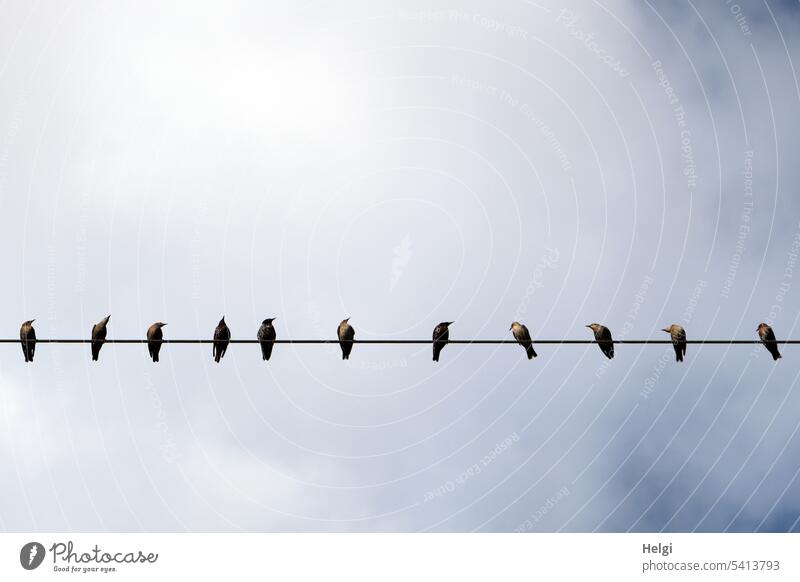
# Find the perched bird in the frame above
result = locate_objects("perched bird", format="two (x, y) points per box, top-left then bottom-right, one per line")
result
(20, 319), (36, 363)
(510, 321), (537, 359)
(662, 324), (687, 362)
(586, 323), (614, 359)
(91, 315), (111, 361)
(257, 318), (277, 361)
(147, 322), (167, 363)
(757, 323), (782, 361)
(213, 316), (231, 363)
(432, 321), (454, 362)
(338, 318), (355, 360)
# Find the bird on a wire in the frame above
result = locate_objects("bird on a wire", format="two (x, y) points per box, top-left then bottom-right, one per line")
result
(213, 316), (231, 363)
(662, 324), (686, 362)
(20, 319), (36, 363)
(757, 323), (782, 360)
(432, 321), (454, 362)
(510, 321), (537, 359)
(257, 318), (277, 361)
(586, 323), (614, 359)
(338, 318), (355, 360)
(91, 315), (111, 361)
(147, 322), (167, 363)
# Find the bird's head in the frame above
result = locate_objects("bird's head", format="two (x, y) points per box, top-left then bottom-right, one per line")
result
(156, 322), (167, 328)
(757, 323), (768, 332)
(661, 326), (672, 333)
(510, 321), (520, 331)
(102, 315), (111, 324)
(219, 316), (226, 325)
(586, 323), (599, 332)
(343, 317), (350, 324)
(263, 317), (276, 325)
(23, 319), (35, 326)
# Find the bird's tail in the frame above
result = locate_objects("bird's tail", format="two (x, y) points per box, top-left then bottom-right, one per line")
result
(527, 346), (537, 359)
(774, 350), (782, 361)
(153, 353), (159, 363)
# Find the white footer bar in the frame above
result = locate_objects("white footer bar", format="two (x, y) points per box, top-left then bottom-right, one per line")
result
(0, 533), (795, 581)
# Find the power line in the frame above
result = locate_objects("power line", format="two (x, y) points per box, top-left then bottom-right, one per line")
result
(2, 339), (798, 344)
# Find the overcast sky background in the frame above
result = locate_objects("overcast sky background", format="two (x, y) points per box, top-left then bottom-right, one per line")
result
(1, 0), (800, 532)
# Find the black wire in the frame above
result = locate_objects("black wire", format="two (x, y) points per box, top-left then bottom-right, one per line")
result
(3, 339), (798, 345)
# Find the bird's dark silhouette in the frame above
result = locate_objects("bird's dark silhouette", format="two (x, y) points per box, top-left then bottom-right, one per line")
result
(338, 318), (355, 360)
(213, 316), (231, 363)
(757, 323), (782, 360)
(662, 324), (687, 362)
(510, 321), (537, 359)
(91, 315), (110, 361)
(257, 318), (277, 361)
(432, 321), (453, 362)
(586, 323), (614, 359)
(147, 322), (167, 363)
(20, 319), (36, 363)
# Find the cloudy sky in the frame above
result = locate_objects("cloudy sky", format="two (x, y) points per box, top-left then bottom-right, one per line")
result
(1, 0), (800, 532)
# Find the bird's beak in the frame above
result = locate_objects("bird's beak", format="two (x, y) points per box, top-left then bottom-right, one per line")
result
(272, 317), (277, 321)
(162, 323), (168, 327)
(509, 324), (513, 330)
(30, 319), (35, 323)
(585, 325), (592, 328)
(449, 321), (455, 325)
(661, 328), (669, 333)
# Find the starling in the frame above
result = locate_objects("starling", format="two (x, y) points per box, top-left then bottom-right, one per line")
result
(337, 318), (355, 360)
(147, 322), (167, 363)
(91, 315), (111, 361)
(757, 323), (782, 361)
(20, 319), (36, 363)
(257, 318), (277, 361)
(662, 324), (687, 362)
(586, 323), (614, 359)
(510, 321), (537, 359)
(213, 316), (231, 363)
(432, 321), (453, 362)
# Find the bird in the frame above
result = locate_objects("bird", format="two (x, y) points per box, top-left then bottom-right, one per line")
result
(432, 321), (453, 362)
(338, 318), (355, 360)
(213, 316), (231, 363)
(510, 321), (537, 359)
(257, 318), (277, 361)
(662, 324), (686, 362)
(757, 323), (782, 361)
(586, 323), (614, 359)
(20, 319), (36, 363)
(91, 315), (111, 361)
(147, 322), (167, 363)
